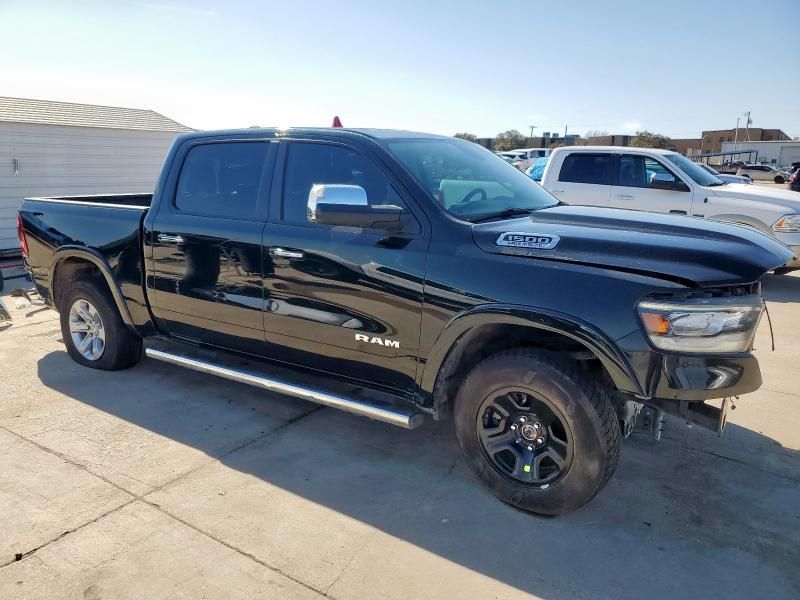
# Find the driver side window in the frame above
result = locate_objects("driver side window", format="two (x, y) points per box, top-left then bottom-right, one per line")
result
(618, 155), (678, 188)
(282, 142), (414, 230)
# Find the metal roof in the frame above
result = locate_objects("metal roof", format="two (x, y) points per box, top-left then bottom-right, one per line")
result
(0, 96), (192, 132)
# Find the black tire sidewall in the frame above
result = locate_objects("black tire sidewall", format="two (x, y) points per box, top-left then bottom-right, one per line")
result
(59, 281), (141, 370)
(454, 354), (615, 515)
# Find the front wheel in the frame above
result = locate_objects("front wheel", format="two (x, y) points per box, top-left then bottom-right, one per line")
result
(775, 176), (785, 184)
(454, 350), (620, 515)
(59, 280), (142, 370)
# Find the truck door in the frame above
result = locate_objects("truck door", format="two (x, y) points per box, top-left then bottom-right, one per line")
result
(547, 152), (614, 207)
(260, 140), (428, 392)
(148, 140), (277, 355)
(610, 154), (694, 215)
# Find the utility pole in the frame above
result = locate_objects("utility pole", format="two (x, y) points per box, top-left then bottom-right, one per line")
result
(744, 111), (752, 141)
(734, 117), (740, 156)
(528, 125), (537, 144)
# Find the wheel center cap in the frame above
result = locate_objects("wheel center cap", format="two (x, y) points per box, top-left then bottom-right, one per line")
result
(517, 418), (546, 445)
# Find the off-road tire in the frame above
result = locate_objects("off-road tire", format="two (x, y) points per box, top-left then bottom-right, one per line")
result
(59, 279), (142, 370)
(454, 349), (620, 515)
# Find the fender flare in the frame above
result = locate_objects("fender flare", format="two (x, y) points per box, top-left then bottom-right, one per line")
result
(418, 304), (644, 403)
(49, 246), (135, 328)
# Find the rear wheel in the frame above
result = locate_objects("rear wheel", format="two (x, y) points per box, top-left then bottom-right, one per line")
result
(454, 349), (620, 515)
(775, 176), (785, 184)
(59, 280), (142, 370)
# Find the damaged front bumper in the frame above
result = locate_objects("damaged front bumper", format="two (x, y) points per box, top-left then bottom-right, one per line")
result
(615, 331), (762, 436)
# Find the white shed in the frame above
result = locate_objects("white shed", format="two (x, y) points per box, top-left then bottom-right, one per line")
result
(0, 96), (192, 255)
(720, 140), (800, 168)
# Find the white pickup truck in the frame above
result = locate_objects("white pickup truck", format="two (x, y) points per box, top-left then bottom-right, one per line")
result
(540, 146), (800, 271)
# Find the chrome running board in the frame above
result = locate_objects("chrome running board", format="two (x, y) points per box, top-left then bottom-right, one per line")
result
(145, 347), (424, 429)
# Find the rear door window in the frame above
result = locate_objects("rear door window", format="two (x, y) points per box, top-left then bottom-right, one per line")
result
(175, 142), (270, 219)
(559, 153), (615, 184)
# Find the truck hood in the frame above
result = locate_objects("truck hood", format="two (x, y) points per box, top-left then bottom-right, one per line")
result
(472, 205), (793, 286)
(708, 183), (800, 212)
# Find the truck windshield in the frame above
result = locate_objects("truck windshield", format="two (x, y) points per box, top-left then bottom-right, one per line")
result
(664, 153), (724, 187)
(385, 139), (559, 222)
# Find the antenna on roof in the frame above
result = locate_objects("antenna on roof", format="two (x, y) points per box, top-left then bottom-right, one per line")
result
(332, 116), (343, 128)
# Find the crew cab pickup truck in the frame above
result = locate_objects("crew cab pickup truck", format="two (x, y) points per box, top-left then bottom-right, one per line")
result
(18, 128), (792, 515)
(540, 146), (800, 272)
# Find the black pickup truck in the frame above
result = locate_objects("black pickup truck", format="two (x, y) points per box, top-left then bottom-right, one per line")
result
(18, 128), (792, 515)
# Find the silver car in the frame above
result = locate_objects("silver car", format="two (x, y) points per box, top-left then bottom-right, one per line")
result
(698, 163), (752, 185)
(738, 164), (790, 184)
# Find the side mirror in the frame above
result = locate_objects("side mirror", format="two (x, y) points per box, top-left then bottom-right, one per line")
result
(650, 172), (690, 192)
(307, 184), (405, 230)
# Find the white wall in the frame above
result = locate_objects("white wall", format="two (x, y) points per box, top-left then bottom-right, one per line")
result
(0, 121), (183, 252)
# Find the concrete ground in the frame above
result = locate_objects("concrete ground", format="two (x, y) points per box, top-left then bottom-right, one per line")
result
(1, 265), (799, 600)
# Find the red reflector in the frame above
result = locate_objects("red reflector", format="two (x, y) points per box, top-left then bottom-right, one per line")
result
(332, 116), (343, 128)
(18, 213), (29, 256)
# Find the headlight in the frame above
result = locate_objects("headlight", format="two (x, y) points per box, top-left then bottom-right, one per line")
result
(773, 214), (800, 233)
(638, 296), (763, 353)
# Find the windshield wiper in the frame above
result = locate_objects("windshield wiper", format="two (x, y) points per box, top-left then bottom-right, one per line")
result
(467, 207), (538, 223)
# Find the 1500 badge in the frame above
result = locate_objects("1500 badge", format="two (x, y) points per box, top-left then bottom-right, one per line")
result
(496, 232), (560, 249)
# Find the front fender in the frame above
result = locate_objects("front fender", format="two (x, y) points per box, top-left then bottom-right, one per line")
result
(49, 246), (136, 328)
(417, 303), (644, 401)
(706, 213), (773, 236)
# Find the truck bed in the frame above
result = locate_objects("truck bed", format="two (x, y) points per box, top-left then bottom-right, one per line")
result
(18, 193), (151, 326)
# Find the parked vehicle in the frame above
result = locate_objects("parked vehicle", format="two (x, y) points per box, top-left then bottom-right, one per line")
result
(738, 164), (790, 184)
(697, 163), (752, 185)
(541, 146), (800, 272)
(790, 170), (800, 193)
(18, 129), (792, 515)
(495, 152), (518, 165)
(507, 148), (551, 171)
(525, 156), (549, 181)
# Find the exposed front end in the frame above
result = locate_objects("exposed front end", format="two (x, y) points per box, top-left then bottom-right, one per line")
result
(614, 283), (770, 436)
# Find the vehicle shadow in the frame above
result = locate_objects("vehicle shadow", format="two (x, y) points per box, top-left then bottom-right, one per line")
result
(35, 352), (800, 599)
(762, 272), (800, 303)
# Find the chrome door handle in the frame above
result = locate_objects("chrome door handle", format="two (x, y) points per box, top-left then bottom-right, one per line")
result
(270, 247), (304, 259)
(157, 233), (185, 243)
(616, 194), (635, 200)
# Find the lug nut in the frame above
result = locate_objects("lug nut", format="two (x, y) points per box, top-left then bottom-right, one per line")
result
(536, 438), (544, 444)
(510, 424), (517, 430)
(527, 445), (533, 451)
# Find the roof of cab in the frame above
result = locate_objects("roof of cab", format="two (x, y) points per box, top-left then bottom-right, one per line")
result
(551, 145), (679, 156)
(176, 127), (448, 142)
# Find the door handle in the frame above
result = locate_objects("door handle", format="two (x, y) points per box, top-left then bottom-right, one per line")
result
(669, 210), (688, 215)
(615, 194), (635, 200)
(270, 247), (304, 260)
(551, 189), (565, 194)
(157, 233), (185, 243)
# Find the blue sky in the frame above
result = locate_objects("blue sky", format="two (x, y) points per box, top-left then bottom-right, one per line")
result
(1, 0), (798, 138)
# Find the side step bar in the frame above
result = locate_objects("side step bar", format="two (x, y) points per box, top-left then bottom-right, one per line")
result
(145, 348), (424, 430)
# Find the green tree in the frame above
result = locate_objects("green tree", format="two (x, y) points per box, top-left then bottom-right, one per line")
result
(493, 129), (527, 151)
(628, 130), (675, 150)
(454, 132), (478, 142)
